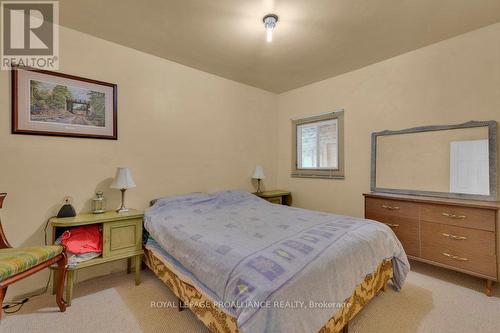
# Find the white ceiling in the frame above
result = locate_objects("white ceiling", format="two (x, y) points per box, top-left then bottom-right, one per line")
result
(59, 0), (500, 93)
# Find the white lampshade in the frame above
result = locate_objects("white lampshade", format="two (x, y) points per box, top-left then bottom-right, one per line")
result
(110, 167), (136, 189)
(252, 165), (265, 180)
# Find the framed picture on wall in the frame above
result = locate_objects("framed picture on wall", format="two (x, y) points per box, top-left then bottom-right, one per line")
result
(12, 66), (117, 139)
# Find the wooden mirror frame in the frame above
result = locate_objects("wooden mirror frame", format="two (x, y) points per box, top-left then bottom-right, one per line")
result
(370, 120), (498, 201)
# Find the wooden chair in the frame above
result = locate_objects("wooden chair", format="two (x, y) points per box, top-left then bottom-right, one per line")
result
(0, 193), (67, 318)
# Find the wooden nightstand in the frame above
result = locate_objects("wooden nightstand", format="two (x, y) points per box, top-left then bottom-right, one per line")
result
(50, 210), (144, 306)
(254, 190), (292, 206)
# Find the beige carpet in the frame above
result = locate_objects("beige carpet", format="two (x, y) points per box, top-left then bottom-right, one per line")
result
(2, 260), (499, 333)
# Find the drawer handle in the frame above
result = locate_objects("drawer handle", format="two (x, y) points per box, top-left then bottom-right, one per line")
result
(381, 205), (400, 210)
(441, 232), (467, 241)
(441, 252), (469, 261)
(384, 223), (399, 228)
(442, 212), (466, 219)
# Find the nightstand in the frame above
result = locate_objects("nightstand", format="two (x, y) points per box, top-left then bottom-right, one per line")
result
(254, 190), (292, 206)
(49, 210), (144, 306)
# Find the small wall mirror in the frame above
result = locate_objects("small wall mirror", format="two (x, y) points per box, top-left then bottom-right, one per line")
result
(371, 121), (497, 201)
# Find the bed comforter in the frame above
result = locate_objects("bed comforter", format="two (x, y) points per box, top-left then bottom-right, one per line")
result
(144, 190), (409, 333)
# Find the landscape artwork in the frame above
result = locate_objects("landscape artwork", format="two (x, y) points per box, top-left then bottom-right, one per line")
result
(12, 66), (117, 139)
(30, 80), (106, 127)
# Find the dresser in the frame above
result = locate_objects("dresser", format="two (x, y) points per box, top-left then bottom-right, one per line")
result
(364, 192), (499, 296)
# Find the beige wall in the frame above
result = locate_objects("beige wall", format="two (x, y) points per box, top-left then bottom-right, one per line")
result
(0, 27), (277, 300)
(276, 23), (500, 217)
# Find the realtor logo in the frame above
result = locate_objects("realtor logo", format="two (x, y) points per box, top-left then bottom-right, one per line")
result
(1, 1), (59, 70)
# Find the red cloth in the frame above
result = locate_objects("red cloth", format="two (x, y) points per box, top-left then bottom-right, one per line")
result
(61, 225), (102, 254)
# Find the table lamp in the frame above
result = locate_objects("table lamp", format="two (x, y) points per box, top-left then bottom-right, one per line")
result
(252, 165), (265, 193)
(110, 167), (136, 213)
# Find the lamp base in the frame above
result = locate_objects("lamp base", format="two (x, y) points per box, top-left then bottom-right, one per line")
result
(256, 179), (263, 193)
(116, 188), (129, 213)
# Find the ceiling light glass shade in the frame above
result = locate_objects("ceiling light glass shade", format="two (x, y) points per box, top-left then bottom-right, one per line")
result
(263, 14), (278, 43)
(266, 27), (273, 42)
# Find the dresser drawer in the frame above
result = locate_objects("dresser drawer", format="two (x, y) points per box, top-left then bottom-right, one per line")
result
(421, 242), (497, 278)
(365, 197), (419, 218)
(421, 221), (495, 256)
(102, 218), (142, 257)
(420, 204), (495, 231)
(366, 212), (420, 257)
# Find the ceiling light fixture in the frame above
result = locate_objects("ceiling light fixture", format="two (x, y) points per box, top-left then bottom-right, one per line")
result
(263, 14), (278, 42)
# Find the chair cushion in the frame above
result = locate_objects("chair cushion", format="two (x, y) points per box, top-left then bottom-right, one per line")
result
(0, 246), (63, 282)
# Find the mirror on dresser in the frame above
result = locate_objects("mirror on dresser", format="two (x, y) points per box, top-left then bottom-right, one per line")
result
(366, 120), (499, 296)
(371, 120), (498, 201)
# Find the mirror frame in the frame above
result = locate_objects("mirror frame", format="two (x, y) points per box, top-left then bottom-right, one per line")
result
(371, 120), (498, 201)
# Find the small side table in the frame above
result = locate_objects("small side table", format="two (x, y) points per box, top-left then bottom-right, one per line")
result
(254, 190), (292, 206)
(50, 210), (144, 306)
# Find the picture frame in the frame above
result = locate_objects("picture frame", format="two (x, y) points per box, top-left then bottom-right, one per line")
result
(12, 66), (117, 140)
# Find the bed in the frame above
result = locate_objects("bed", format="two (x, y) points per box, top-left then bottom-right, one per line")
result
(143, 190), (409, 333)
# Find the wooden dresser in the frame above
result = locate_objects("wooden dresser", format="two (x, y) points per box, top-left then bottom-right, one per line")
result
(364, 192), (499, 296)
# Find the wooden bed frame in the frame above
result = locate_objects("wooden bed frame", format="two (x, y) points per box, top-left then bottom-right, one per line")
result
(143, 247), (393, 333)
